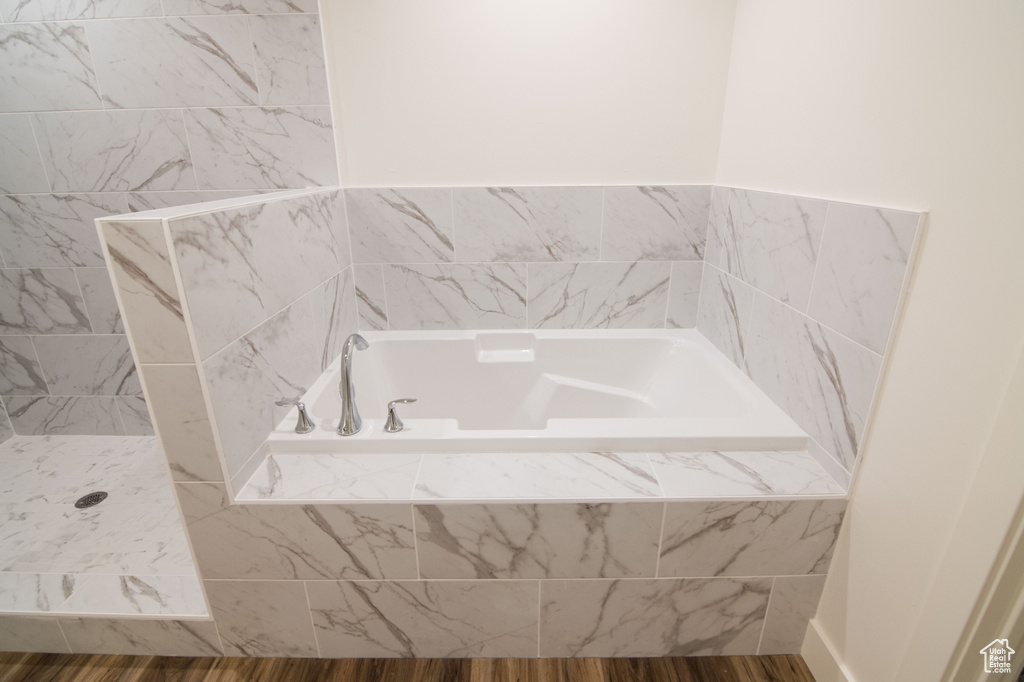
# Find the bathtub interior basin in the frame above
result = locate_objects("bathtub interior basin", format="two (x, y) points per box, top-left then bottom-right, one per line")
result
(268, 329), (808, 454)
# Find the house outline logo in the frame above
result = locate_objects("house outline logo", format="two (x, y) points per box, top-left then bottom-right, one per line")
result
(980, 639), (1015, 674)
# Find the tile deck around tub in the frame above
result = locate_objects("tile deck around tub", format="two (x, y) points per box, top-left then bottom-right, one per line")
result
(236, 449), (846, 503)
(0, 436), (207, 618)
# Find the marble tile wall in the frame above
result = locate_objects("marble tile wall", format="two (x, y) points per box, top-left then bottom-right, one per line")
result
(347, 186), (710, 332)
(0, 0), (337, 436)
(698, 187), (923, 478)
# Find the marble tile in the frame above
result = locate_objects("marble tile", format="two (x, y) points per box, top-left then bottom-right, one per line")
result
(808, 438), (851, 490)
(4, 396), (124, 435)
(354, 264), (387, 330)
(328, 190), (352, 270)
(76, 268), (123, 335)
(116, 396), (154, 435)
(0, 194), (124, 269)
(126, 189), (260, 212)
(163, 0), (318, 14)
(139, 364), (222, 481)
(0, 572), (85, 612)
(310, 270), (358, 373)
(59, 617), (221, 656)
(87, 17), (257, 109)
(205, 579), (316, 657)
(745, 293), (883, 469)
(650, 451), (845, 498)
(416, 502), (662, 579)
(711, 188), (829, 311)
(177, 481), (417, 580)
(0, 115), (48, 193)
(309, 580), (539, 658)
(201, 298), (319, 478)
(702, 185), (728, 266)
(34, 110), (195, 192)
(250, 14), (328, 106)
(659, 500), (846, 577)
(528, 262), (670, 329)
(0, 616), (69, 653)
(0, 0), (162, 21)
(0, 405), (12, 442)
(33, 335), (140, 396)
(601, 185), (711, 261)
(540, 578), (771, 657)
(239, 453), (420, 501)
(759, 575), (827, 654)
(247, 192), (343, 315)
(0, 268), (91, 334)
(413, 452), (661, 500)
(168, 207), (265, 359)
(454, 187), (602, 262)
(0, 336), (48, 395)
(185, 106), (338, 189)
(695, 264), (755, 367)
(100, 220), (193, 364)
(384, 263), (527, 330)
(0, 23), (101, 112)
(808, 203), (919, 353)
(347, 188), (454, 264)
(666, 261), (703, 329)
(59, 574), (206, 616)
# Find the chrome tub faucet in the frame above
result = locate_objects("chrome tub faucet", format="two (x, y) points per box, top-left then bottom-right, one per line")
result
(338, 333), (369, 436)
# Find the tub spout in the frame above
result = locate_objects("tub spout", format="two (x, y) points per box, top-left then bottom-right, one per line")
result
(338, 333), (369, 436)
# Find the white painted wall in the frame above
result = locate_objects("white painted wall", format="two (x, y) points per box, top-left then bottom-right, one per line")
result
(319, 0), (736, 187)
(714, 1), (1024, 680)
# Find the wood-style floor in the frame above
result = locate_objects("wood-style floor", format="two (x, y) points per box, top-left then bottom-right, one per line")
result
(0, 652), (817, 682)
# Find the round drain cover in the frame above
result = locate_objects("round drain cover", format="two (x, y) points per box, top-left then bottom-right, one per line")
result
(74, 491), (108, 509)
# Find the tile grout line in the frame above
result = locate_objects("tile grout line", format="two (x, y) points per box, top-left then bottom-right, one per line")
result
(26, 115), (53, 194)
(755, 576), (777, 655)
(302, 580), (322, 657)
(55, 618), (73, 654)
(178, 108), (202, 191)
(654, 500), (667, 578)
(535, 578), (542, 658)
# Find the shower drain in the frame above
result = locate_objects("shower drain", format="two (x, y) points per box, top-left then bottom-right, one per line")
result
(74, 491), (108, 509)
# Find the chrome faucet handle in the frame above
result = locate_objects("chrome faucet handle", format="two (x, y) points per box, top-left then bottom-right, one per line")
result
(384, 398), (417, 433)
(275, 399), (316, 434)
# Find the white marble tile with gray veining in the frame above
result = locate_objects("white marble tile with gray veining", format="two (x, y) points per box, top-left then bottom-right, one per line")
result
(250, 14), (328, 105)
(384, 263), (527, 330)
(347, 188), (454, 264)
(327, 190), (351, 269)
(0, 194), (125, 268)
(204, 580), (317, 658)
(711, 187), (829, 311)
(100, 220), (192, 363)
(454, 187), (602, 262)
(540, 577), (771, 657)
(34, 110), (195, 192)
(310, 270), (358, 373)
(696, 264), (755, 367)
(415, 503), (662, 579)
(650, 451), (845, 498)
(162, 0), (317, 14)
(0, 114), (49, 193)
(0, 22), (101, 112)
(759, 575), (828, 654)
(702, 185), (727, 266)
(185, 106), (337, 189)
(0, 0), (162, 21)
(3, 396), (123, 435)
(116, 396), (153, 435)
(0, 268), (91, 335)
(659, 499), (846, 577)
(0, 336), (48, 395)
(354, 264), (387, 330)
(666, 261), (703, 329)
(87, 17), (257, 109)
(238, 453), (421, 501)
(75, 267), (122, 334)
(807, 438), (851, 489)
(0, 616), (69, 653)
(808, 203), (920, 353)
(0, 405), (13, 443)
(309, 580), (539, 658)
(528, 262), (670, 329)
(32, 335), (140, 396)
(0, 572), (86, 612)
(201, 297), (320, 479)
(413, 452), (661, 501)
(601, 185), (711, 261)
(58, 617), (222, 656)
(745, 293), (882, 469)
(58, 574), (206, 616)
(178, 481), (417, 580)
(126, 189), (261, 212)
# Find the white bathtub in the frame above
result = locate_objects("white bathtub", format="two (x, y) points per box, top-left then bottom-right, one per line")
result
(268, 329), (806, 454)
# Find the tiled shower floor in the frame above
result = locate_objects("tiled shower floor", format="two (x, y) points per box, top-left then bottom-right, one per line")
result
(0, 436), (206, 617)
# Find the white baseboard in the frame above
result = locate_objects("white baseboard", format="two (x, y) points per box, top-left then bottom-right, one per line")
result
(802, 619), (855, 682)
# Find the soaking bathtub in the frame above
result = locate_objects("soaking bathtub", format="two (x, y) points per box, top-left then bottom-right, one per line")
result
(267, 329), (807, 454)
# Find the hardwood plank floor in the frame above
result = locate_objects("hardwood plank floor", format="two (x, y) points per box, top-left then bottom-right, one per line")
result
(0, 653), (817, 682)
